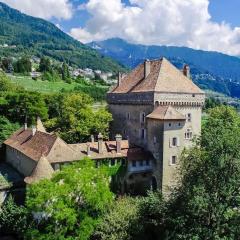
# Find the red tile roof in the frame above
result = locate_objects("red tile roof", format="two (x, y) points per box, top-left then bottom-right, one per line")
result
(110, 58), (204, 94)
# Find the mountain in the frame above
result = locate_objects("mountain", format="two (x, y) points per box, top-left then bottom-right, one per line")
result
(88, 38), (240, 98)
(0, 3), (125, 72)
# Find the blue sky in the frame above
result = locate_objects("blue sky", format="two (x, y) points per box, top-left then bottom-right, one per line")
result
(2, 0), (240, 56)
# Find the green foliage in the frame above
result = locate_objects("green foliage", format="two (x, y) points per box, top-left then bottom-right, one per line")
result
(138, 106), (240, 240)
(204, 97), (222, 110)
(0, 115), (19, 144)
(61, 62), (71, 83)
(0, 91), (48, 124)
(46, 93), (112, 143)
(25, 158), (114, 239)
(13, 56), (32, 73)
(39, 57), (51, 72)
(92, 197), (140, 240)
(0, 71), (15, 91)
(0, 195), (29, 238)
(0, 2), (125, 73)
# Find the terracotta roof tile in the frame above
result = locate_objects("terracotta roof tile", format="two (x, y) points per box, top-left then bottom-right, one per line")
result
(110, 58), (204, 94)
(4, 128), (57, 161)
(147, 105), (186, 120)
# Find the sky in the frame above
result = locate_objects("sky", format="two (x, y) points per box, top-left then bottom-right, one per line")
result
(2, 0), (240, 56)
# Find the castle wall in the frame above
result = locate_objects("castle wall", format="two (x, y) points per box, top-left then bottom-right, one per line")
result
(6, 146), (36, 176)
(108, 103), (154, 148)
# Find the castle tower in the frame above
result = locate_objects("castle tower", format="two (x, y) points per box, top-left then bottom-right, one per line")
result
(107, 58), (205, 193)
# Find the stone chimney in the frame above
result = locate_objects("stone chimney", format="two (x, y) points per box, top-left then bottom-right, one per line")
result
(24, 122), (27, 130)
(32, 126), (37, 136)
(144, 59), (151, 78)
(98, 133), (103, 154)
(117, 72), (122, 87)
(90, 135), (94, 143)
(183, 64), (191, 79)
(115, 134), (122, 154)
(87, 143), (91, 156)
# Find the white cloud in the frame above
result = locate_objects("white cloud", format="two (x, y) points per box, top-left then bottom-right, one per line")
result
(1, 0), (73, 20)
(70, 0), (240, 56)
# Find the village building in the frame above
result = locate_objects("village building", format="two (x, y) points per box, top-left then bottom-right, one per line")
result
(2, 57), (205, 196)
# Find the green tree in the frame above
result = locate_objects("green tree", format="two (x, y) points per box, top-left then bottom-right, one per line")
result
(0, 71), (15, 91)
(92, 197), (141, 240)
(46, 93), (112, 143)
(61, 62), (71, 83)
(25, 158), (114, 240)
(139, 106), (240, 240)
(0, 195), (29, 238)
(14, 56), (32, 73)
(39, 57), (52, 72)
(0, 116), (19, 144)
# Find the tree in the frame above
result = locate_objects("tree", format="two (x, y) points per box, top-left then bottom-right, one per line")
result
(92, 197), (141, 240)
(0, 91), (48, 124)
(0, 195), (29, 238)
(46, 93), (112, 143)
(0, 116), (19, 145)
(39, 57), (52, 73)
(0, 71), (15, 91)
(25, 158), (115, 240)
(61, 62), (71, 83)
(138, 106), (240, 239)
(14, 56), (32, 73)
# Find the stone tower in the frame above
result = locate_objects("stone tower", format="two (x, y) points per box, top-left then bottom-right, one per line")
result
(107, 58), (205, 193)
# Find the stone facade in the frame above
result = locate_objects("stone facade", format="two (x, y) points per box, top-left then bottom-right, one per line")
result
(107, 58), (205, 194)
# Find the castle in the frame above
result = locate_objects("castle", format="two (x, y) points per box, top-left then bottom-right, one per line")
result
(3, 58), (205, 195)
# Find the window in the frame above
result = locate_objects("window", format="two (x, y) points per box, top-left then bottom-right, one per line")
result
(172, 137), (178, 147)
(178, 122), (181, 126)
(139, 160), (144, 166)
(121, 158), (126, 166)
(140, 112), (146, 123)
(171, 156), (177, 165)
(141, 128), (146, 139)
(185, 129), (193, 139)
(187, 113), (192, 122)
(169, 123), (172, 127)
(153, 136), (157, 144)
(132, 160), (136, 167)
(146, 159), (150, 166)
(126, 112), (130, 120)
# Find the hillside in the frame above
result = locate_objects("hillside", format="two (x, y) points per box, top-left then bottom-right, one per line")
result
(0, 3), (125, 73)
(88, 38), (240, 98)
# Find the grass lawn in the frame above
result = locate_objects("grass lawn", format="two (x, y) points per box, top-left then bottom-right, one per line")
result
(9, 75), (107, 93)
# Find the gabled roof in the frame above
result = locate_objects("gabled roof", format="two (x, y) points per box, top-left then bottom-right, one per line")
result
(147, 105), (186, 121)
(110, 58), (204, 94)
(24, 156), (54, 184)
(4, 128), (57, 161)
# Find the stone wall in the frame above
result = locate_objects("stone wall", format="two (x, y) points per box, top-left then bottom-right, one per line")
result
(6, 146), (36, 176)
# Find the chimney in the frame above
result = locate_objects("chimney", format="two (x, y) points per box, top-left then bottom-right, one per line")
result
(144, 59), (151, 78)
(183, 64), (191, 79)
(32, 126), (36, 136)
(98, 133), (103, 154)
(117, 72), (122, 87)
(90, 135), (94, 143)
(115, 134), (122, 154)
(24, 122), (27, 130)
(87, 143), (91, 156)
